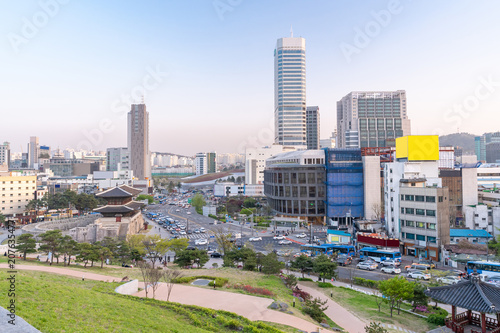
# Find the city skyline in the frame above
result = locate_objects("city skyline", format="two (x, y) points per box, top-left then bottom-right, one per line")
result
(2, 1), (500, 155)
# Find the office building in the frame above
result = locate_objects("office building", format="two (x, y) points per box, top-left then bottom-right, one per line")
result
(195, 153), (207, 176)
(0, 171), (37, 220)
(306, 106), (320, 150)
(0, 142), (10, 167)
(245, 145), (296, 185)
(274, 34), (307, 148)
(475, 136), (486, 162)
(206, 152), (217, 173)
(336, 91), (411, 148)
(107, 148), (129, 171)
(320, 132), (336, 149)
(27, 136), (40, 169)
(127, 104), (151, 181)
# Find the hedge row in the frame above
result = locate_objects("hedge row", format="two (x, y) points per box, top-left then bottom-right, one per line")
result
(174, 275), (228, 285)
(353, 277), (379, 288)
(208, 277), (229, 287)
(298, 277), (313, 282)
(317, 282), (334, 288)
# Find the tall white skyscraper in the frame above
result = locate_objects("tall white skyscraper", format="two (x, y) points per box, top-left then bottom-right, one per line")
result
(274, 33), (306, 148)
(127, 104), (151, 180)
(27, 136), (39, 169)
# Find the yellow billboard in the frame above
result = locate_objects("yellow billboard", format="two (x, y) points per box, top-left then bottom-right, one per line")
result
(396, 135), (439, 161)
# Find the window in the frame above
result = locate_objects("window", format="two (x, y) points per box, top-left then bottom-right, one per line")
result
(401, 195), (405, 201)
(405, 208), (414, 214)
(405, 195), (414, 201)
(406, 220), (415, 227)
(438, 196), (444, 202)
(298, 173), (306, 184)
(401, 207), (405, 214)
(416, 234), (425, 241)
(416, 209), (425, 216)
(427, 236), (437, 243)
(426, 196), (436, 202)
(426, 210), (436, 217)
(427, 223), (436, 230)
(416, 222), (425, 228)
(406, 233), (415, 240)
(415, 195), (425, 202)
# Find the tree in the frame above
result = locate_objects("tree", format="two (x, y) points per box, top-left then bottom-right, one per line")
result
(291, 255), (314, 278)
(225, 247), (257, 270)
(191, 194), (206, 211)
(372, 203), (383, 222)
(261, 252), (284, 275)
(137, 261), (151, 298)
(127, 234), (146, 258)
(313, 254), (338, 282)
(99, 237), (119, 264)
(243, 197), (256, 208)
(25, 199), (45, 219)
(15, 233), (37, 260)
(0, 213), (5, 227)
(116, 241), (132, 264)
(365, 322), (388, 333)
(94, 244), (113, 268)
(148, 266), (165, 299)
(59, 235), (78, 266)
(167, 181), (175, 193)
(163, 269), (183, 301)
(239, 208), (253, 216)
(76, 243), (97, 268)
(39, 230), (63, 265)
(283, 274), (298, 290)
(137, 194), (154, 204)
(411, 282), (429, 309)
(303, 297), (328, 322)
(168, 238), (189, 262)
(212, 226), (234, 261)
(174, 249), (209, 268)
(378, 276), (414, 317)
(142, 235), (170, 269)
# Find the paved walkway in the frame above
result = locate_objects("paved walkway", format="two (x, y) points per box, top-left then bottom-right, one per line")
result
(298, 283), (367, 333)
(2, 265), (335, 333)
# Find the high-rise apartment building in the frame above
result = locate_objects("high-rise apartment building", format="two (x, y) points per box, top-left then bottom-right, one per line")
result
(107, 147), (129, 171)
(0, 142), (10, 167)
(306, 106), (320, 150)
(195, 153), (207, 176)
(127, 104), (151, 180)
(337, 91), (411, 148)
(274, 34), (306, 148)
(27, 136), (40, 168)
(206, 152), (217, 173)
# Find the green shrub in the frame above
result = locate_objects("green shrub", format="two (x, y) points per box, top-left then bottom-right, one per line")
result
(208, 277), (229, 287)
(426, 314), (446, 325)
(317, 282), (334, 288)
(429, 307), (448, 316)
(298, 277), (313, 282)
(353, 277), (379, 288)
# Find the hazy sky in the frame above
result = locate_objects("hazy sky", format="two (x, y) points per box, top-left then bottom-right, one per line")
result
(2, 0), (500, 156)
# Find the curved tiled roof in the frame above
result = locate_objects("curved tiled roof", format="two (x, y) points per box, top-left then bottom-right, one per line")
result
(425, 275), (500, 313)
(95, 185), (142, 198)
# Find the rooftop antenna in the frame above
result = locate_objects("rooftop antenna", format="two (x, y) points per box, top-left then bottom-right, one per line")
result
(141, 94), (145, 104)
(290, 25), (293, 37)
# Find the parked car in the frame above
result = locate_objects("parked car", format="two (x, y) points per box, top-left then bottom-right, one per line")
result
(418, 260), (436, 269)
(273, 235), (285, 240)
(296, 233), (307, 238)
(210, 252), (222, 258)
(249, 237), (262, 242)
(381, 259), (401, 267)
(437, 276), (461, 285)
(336, 255), (353, 266)
(381, 265), (401, 274)
(407, 270), (431, 280)
(357, 261), (378, 271)
(278, 240), (292, 245)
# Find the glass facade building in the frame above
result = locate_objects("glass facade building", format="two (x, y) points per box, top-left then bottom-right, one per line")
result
(274, 36), (307, 148)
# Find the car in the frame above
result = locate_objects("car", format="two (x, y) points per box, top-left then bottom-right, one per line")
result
(195, 239), (208, 245)
(381, 259), (401, 267)
(418, 260), (436, 269)
(176, 209), (180, 212)
(381, 265), (402, 274)
(187, 212), (191, 215)
(279, 240), (292, 245)
(187, 230), (193, 234)
(407, 270), (431, 280)
(296, 233), (307, 238)
(249, 237), (262, 242)
(194, 229), (201, 233)
(405, 263), (430, 272)
(200, 228), (206, 233)
(179, 230), (186, 235)
(357, 262), (378, 270)
(336, 255), (353, 266)
(437, 276), (461, 285)
(210, 252), (222, 258)
(273, 235), (285, 240)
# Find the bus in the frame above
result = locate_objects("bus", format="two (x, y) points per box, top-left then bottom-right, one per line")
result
(466, 261), (500, 278)
(359, 247), (402, 263)
(300, 244), (356, 257)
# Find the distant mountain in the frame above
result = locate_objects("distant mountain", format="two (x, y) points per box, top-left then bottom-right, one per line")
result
(439, 133), (476, 153)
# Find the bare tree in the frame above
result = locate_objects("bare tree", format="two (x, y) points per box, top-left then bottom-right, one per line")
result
(137, 261), (151, 299)
(163, 269), (183, 302)
(212, 225), (234, 256)
(372, 203), (383, 222)
(149, 267), (165, 299)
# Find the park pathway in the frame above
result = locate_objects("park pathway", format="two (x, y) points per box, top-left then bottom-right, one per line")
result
(298, 283), (367, 333)
(1, 264), (335, 333)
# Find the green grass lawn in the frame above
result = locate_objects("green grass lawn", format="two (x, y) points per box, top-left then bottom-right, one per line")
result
(308, 283), (440, 333)
(0, 270), (294, 333)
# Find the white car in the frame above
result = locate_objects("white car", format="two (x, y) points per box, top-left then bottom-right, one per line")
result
(273, 235), (285, 240)
(179, 230), (186, 235)
(176, 209), (180, 212)
(437, 276), (460, 285)
(195, 239), (208, 245)
(187, 212), (191, 215)
(296, 233), (307, 238)
(381, 259), (401, 267)
(200, 228), (206, 233)
(249, 237), (262, 242)
(381, 265), (401, 274)
(357, 261), (378, 270)
(407, 270), (431, 280)
(279, 240), (292, 245)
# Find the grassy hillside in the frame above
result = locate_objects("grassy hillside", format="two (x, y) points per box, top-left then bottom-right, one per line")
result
(0, 270), (290, 333)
